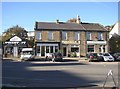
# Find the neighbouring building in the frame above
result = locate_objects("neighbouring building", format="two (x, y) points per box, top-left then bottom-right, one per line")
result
(34, 16), (109, 58)
(2, 35), (27, 57)
(27, 31), (35, 40)
(109, 20), (120, 38)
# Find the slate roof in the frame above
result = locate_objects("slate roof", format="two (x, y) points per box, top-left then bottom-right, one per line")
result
(35, 22), (107, 32)
(35, 22), (85, 31)
(81, 23), (107, 31)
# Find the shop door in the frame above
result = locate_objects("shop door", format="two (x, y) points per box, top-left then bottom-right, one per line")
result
(41, 46), (45, 56)
(63, 47), (66, 56)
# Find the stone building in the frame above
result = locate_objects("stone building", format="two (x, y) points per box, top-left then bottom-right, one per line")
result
(34, 16), (108, 57)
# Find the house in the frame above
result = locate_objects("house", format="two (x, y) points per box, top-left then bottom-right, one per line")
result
(109, 20), (120, 38)
(34, 16), (109, 57)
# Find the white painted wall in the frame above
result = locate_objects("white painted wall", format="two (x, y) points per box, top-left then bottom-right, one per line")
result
(109, 21), (120, 38)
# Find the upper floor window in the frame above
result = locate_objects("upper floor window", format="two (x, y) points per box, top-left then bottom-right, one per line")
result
(48, 31), (53, 40)
(98, 32), (103, 40)
(75, 32), (79, 40)
(62, 31), (67, 40)
(36, 31), (41, 40)
(86, 32), (91, 41)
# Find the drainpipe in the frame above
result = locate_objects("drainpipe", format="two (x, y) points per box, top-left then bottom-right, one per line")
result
(60, 31), (63, 54)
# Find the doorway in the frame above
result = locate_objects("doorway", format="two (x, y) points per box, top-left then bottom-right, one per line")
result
(41, 46), (45, 56)
(63, 47), (67, 56)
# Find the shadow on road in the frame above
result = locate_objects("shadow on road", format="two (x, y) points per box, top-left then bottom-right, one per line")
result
(2, 60), (101, 88)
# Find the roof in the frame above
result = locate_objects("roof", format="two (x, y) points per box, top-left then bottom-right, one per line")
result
(35, 22), (107, 31)
(81, 23), (107, 31)
(35, 22), (86, 31)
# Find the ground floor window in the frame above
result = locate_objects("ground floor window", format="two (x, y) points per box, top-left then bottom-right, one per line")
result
(99, 45), (106, 53)
(46, 46), (49, 53)
(36, 43), (59, 57)
(55, 46), (58, 52)
(71, 47), (79, 52)
(88, 45), (94, 52)
(50, 46), (53, 53)
(63, 45), (80, 57)
(36, 46), (40, 53)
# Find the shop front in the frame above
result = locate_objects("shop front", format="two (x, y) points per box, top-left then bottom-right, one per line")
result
(62, 44), (80, 57)
(35, 42), (60, 57)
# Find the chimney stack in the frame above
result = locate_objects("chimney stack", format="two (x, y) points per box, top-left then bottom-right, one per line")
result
(56, 19), (59, 24)
(76, 15), (80, 24)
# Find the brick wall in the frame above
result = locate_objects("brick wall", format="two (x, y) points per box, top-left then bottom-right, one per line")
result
(53, 31), (60, 41)
(91, 32), (98, 41)
(40, 31), (60, 42)
(67, 31), (74, 41)
(41, 31), (48, 41)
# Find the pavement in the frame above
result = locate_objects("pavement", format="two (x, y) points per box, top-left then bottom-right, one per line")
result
(2, 57), (119, 64)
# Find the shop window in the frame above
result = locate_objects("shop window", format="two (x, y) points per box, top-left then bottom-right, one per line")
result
(55, 46), (58, 52)
(88, 45), (94, 52)
(46, 46), (49, 53)
(36, 46), (40, 53)
(50, 46), (53, 53)
(71, 47), (79, 52)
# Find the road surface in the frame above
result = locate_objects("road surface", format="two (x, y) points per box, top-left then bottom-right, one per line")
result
(2, 59), (119, 88)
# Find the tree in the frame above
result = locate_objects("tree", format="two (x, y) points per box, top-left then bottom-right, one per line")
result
(2, 25), (28, 42)
(109, 34), (120, 53)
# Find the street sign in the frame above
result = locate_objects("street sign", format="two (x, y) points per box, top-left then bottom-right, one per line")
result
(102, 69), (117, 89)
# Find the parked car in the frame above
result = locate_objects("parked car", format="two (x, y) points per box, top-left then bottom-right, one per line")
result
(46, 52), (63, 62)
(86, 53), (99, 62)
(113, 53), (120, 61)
(99, 53), (114, 62)
(20, 48), (35, 61)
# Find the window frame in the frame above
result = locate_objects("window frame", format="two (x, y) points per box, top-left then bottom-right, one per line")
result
(48, 31), (53, 40)
(87, 45), (94, 52)
(98, 32), (103, 41)
(75, 32), (80, 41)
(35, 31), (41, 40)
(86, 32), (91, 41)
(62, 31), (67, 40)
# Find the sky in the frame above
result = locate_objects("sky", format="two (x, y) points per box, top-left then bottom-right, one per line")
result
(1, 2), (118, 34)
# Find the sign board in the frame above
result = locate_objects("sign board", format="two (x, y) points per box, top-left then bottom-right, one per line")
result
(10, 36), (22, 41)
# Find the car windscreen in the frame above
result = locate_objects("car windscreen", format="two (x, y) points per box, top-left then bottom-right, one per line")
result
(103, 53), (110, 56)
(22, 51), (34, 55)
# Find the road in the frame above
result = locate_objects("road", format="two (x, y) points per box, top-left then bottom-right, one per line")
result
(2, 59), (119, 88)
